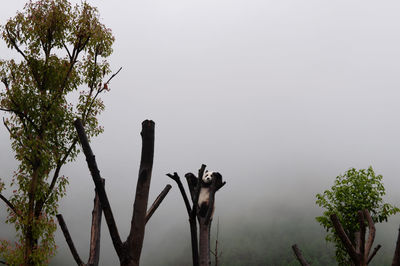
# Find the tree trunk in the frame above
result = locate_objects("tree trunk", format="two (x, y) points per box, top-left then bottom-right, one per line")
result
(199, 222), (211, 266)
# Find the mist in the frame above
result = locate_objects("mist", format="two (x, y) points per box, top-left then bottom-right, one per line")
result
(1, 0), (400, 265)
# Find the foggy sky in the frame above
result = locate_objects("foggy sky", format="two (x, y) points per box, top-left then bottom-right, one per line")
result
(1, 1), (400, 265)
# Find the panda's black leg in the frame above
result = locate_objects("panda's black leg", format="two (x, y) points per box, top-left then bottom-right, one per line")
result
(199, 203), (208, 217)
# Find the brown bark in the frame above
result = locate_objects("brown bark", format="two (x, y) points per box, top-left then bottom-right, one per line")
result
(364, 209), (375, 261)
(331, 213), (361, 264)
(145, 184), (172, 224)
(392, 226), (400, 266)
(87, 179), (104, 266)
(199, 222), (211, 266)
(126, 120), (155, 266)
(0, 193), (20, 218)
(25, 168), (40, 266)
(57, 214), (84, 266)
(74, 119), (123, 257)
(75, 119), (168, 266)
(169, 166), (225, 266)
(291, 244), (310, 266)
(57, 178), (104, 266)
(367, 245), (381, 264)
(168, 172), (199, 266)
(330, 209), (380, 266)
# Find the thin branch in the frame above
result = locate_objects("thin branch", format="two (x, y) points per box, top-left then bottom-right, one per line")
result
(0, 193), (20, 218)
(74, 119), (123, 256)
(2, 117), (24, 149)
(56, 214), (84, 266)
(104, 67), (122, 86)
(62, 40), (72, 61)
(145, 184), (172, 224)
(1, 102), (40, 135)
(5, 26), (41, 87)
(167, 173), (191, 215)
(5, 26), (28, 61)
(368, 244), (381, 264)
(291, 244), (310, 266)
(43, 139), (78, 202)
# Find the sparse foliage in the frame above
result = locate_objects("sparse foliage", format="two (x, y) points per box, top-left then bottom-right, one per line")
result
(316, 167), (399, 265)
(0, 0), (115, 264)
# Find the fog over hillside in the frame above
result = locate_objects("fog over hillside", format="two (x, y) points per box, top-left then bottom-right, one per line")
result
(1, 0), (400, 265)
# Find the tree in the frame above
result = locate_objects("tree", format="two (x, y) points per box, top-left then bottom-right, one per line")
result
(167, 167), (226, 266)
(0, 0), (115, 264)
(72, 119), (171, 266)
(315, 166), (399, 265)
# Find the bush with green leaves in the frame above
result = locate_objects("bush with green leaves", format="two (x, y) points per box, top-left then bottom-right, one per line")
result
(316, 166), (399, 265)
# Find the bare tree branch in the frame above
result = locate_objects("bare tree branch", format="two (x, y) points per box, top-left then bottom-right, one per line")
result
(0, 193), (20, 218)
(74, 119), (123, 256)
(104, 67), (122, 86)
(145, 184), (172, 224)
(87, 179), (104, 266)
(167, 173), (191, 215)
(368, 244), (381, 264)
(56, 214), (84, 266)
(184, 173), (197, 202)
(291, 244), (310, 266)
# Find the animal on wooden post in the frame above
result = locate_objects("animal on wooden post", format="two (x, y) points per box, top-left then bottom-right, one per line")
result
(198, 171), (222, 218)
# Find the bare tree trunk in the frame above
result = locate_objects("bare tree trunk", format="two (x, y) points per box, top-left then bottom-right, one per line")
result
(199, 222), (211, 266)
(330, 209), (380, 266)
(74, 119), (170, 266)
(392, 225), (400, 266)
(57, 179), (104, 266)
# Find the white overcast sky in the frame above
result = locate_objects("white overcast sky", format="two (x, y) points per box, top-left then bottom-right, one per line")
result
(1, 0), (400, 265)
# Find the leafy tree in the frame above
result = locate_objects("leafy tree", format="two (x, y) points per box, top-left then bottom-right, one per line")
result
(0, 0), (115, 264)
(316, 167), (399, 265)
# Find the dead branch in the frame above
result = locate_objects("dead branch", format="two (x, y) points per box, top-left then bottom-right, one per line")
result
(75, 119), (166, 266)
(167, 173), (191, 215)
(127, 120), (155, 265)
(57, 178), (104, 266)
(56, 214), (84, 266)
(145, 184), (172, 224)
(74, 119), (123, 256)
(0, 193), (20, 218)
(291, 244), (310, 266)
(368, 245), (381, 264)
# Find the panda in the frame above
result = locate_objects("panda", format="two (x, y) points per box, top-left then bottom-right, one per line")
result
(198, 171), (221, 218)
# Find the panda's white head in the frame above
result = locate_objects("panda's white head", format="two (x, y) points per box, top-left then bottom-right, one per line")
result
(202, 171), (214, 184)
